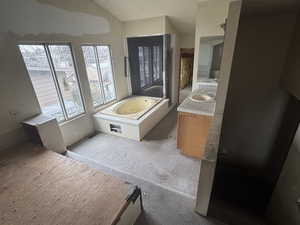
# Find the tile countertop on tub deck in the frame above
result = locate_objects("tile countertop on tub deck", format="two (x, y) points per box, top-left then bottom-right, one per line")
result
(177, 85), (217, 116)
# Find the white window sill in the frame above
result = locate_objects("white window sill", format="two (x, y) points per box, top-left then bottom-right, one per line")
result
(59, 113), (87, 127)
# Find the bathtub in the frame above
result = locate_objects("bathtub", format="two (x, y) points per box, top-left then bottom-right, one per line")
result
(101, 96), (161, 120)
(94, 96), (170, 141)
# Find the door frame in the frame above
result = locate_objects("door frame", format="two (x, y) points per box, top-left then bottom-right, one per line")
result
(177, 48), (194, 104)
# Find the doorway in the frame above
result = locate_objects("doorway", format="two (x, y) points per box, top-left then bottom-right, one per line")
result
(178, 48), (194, 103)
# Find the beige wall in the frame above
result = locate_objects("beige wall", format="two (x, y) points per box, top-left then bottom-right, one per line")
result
(164, 16), (176, 35)
(0, 0), (127, 149)
(179, 35), (195, 49)
(124, 16), (165, 37)
(164, 16), (181, 105)
(192, 0), (230, 90)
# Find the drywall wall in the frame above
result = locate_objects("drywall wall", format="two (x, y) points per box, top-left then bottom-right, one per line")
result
(267, 124), (300, 225)
(195, 0), (242, 216)
(267, 12), (300, 225)
(220, 13), (296, 173)
(0, 0), (127, 149)
(0, 36), (41, 150)
(200, 7), (297, 225)
(124, 16), (165, 37)
(282, 13), (300, 100)
(179, 35), (195, 49)
(208, 12), (297, 224)
(164, 16), (180, 105)
(192, 0), (230, 90)
(0, 0), (110, 35)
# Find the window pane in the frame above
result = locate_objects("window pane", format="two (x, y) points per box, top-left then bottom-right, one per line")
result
(19, 45), (65, 122)
(138, 46), (153, 88)
(96, 46), (116, 102)
(153, 46), (160, 81)
(48, 45), (84, 118)
(143, 47), (151, 85)
(82, 46), (104, 107)
(138, 47), (146, 88)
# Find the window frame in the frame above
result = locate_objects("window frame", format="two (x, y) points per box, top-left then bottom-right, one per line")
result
(81, 44), (117, 108)
(18, 42), (86, 123)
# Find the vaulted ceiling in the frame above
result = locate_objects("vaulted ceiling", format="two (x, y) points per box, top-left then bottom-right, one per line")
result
(94, 0), (300, 35)
(93, 0), (208, 35)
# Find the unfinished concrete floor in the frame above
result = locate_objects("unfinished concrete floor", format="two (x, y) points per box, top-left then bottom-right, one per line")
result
(70, 109), (200, 198)
(67, 151), (225, 225)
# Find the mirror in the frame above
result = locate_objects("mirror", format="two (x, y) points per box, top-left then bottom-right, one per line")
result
(197, 35), (224, 84)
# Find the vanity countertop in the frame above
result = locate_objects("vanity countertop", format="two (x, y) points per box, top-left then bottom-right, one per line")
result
(177, 85), (217, 116)
(177, 97), (215, 116)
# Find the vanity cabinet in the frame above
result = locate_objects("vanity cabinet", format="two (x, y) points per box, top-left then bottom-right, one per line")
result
(177, 112), (212, 159)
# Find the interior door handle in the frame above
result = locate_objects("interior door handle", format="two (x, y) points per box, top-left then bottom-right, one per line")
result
(296, 198), (300, 210)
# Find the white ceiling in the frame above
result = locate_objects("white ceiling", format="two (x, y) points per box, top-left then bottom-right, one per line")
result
(93, 0), (207, 35)
(93, 0), (300, 35)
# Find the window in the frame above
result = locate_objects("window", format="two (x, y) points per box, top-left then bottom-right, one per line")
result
(82, 45), (116, 107)
(152, 46), (161, 81)
(19, 44), (85, 122)
(138, 45), (162, 88)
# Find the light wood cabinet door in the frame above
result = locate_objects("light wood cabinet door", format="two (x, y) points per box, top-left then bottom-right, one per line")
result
(177, 112), (212, 159)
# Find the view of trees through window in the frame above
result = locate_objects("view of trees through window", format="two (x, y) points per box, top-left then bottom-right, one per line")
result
(82, 45), (116, 107)
(19, 44), (85, 122)
(138, 45), (162, 88)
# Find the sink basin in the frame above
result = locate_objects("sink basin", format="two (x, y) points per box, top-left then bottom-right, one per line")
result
(189, 94), (214, 102)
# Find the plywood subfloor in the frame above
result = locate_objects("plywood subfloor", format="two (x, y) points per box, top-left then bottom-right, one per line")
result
(0, 144), (130, 225)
